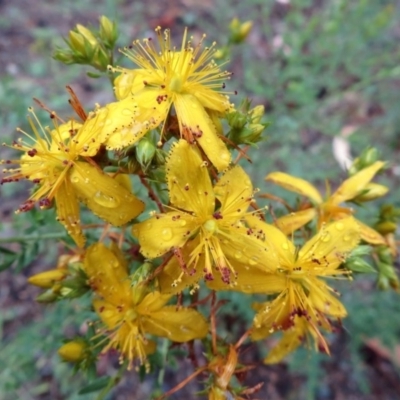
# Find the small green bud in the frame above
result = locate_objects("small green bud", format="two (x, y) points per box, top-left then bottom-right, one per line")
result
(249, 105), (265, 124)
(345, 258), (376, 274)
(76, 24), (98, 46)
(226, 110), (247, 129)
(375, 220), (397, 235)
(229, 18), (253, 44)
(136, 137), (156, 169)
(68, 30), (86, 55)
(349, 148), (380, 175)
(99, 16), (118, 48)
(36, 289), (59, 303)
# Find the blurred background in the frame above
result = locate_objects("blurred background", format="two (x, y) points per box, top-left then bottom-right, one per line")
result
(1, 0), (400, 399)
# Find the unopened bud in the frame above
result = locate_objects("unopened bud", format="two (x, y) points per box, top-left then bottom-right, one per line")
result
(36, 289), (59, 303)
(76, 24), (98, 46)
(58, 340), (86, 362)
(375, 220), (397, 235)
(353, 183), (389, 202)
(136, 137), (156, 169)
(28, 268), (68, 288)
(68, 31), (86, 55)
(349, 148), (380, 175)
(249, 105), (265, 124)
(229, 18), (253, 44)
(99, 16), (118, 48)
(345, 258), (376, 274)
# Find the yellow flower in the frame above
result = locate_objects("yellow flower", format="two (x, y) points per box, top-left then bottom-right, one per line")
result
(1, 108), (144, 247)
(112, 26), (234, 171)
(133, 140), (274, 291)
(265, 161), (387, 244)
(84, 242), (208, 369)
(211, 217), (360, 361)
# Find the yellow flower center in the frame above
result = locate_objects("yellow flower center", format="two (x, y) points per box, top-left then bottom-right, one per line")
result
(203, 219), (218, 234)
(169, 73), (184, 93)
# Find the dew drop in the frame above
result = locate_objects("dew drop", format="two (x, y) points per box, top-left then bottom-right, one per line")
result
(335, 222), (344, 231)
(282, 242), (289, 250)
(179, 220), (187, 227)
(70, 175), (79, 183)
(161, 228), (173, 240)
(234, 250), (242, 259)
(93, 191), (120, 208)
(343, 235), (351, 242)
(321, 233), (331, 243)
(122, 108), (133, 116)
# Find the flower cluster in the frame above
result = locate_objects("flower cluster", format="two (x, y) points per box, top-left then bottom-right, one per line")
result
(2, 21), (397, 398)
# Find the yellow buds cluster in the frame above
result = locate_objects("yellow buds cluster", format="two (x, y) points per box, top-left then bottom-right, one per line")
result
(229, 17), (253, 44)
(28, 255), (89, 303)
(53, 16), (117, 72)
(227, 100), (268, 144)
(349, 147), (380, 175)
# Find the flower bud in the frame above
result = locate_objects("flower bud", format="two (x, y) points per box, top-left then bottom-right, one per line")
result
(345, 258), (376, 274)
(375, 220), (397, 235)
(229, 18), (253, 44)
(99, 16), (118, 48)
(35, 289), (59, 303)
(349, 148), (380, 175)
(353, 183), (389, 202)
(136, 137), (156, 169)
(58, 340), (86, 363)
(75, 24), (98, 46)
(28, 268), (68, 288)
(249, 105), (265, 124)
(68, 31), (86, 55)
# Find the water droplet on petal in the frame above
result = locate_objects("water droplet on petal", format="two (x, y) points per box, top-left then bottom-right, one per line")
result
(71, 175), (79, 183)
(93, 191), (120, 208)
(161, 228), (173, 240)
(282, 242), (289, 250)
(234, 250), (242, 259)
(122, 108), (133, 116)
(335, 222), (344, 231)
(179, 220), (187, 227)
(343, 235), (351, 242)
(321, 233), (331, 243)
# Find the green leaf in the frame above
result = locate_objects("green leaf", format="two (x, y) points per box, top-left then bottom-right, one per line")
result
(78, 376), (111, 395)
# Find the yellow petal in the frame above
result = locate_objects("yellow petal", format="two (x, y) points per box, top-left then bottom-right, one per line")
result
(245, 215), (294, 267)
(113, 69), (151, 100)
(136, 291), (172, 314)
(28, 268), (68, 288)
(70, 162), (144, 226)
(189, 83), (232, 113)
(305, 277), (347, 317)
(103, 98), (167, 150)
(214, 165), (253, 220)
(174, 94), (231, 172)
(55, 180), (85, 247)
(141, 306), (208, 342)
(274, 208), (317, 235)
(93, 299), (122, 329)
(330, 161), (385, 205)
(298, 217), (360, 273)
(357, 220), (386, 245)
(263, 319), (306, 364)
(167, 139), (214, 216)
(266, 172), (322, 204)
(84, 243), (131, 306)
(132, 211), (199, 258)
(218, 226), (279, 272)
(207, 263), (286, 294)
